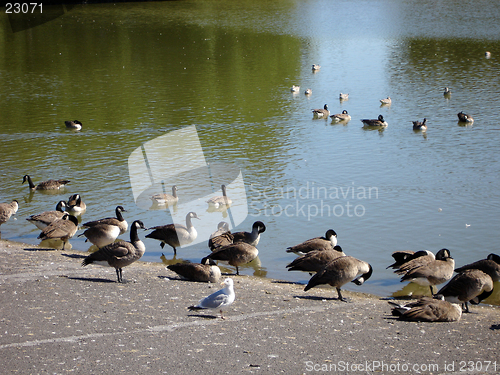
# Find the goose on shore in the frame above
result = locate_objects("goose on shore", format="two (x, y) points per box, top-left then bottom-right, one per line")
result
(66, 194), (86, 215)
(22, 175), (70, 191)
(286, 229), (337, 256)
(82, 206), (128, 235)
(400, 248), (455, 295)
(0, 200), (19, 229)
(286, 245), (346, 273)
(151, 185), (178, 206)
(26, 200), (67, 230)
(81, 220), (148, 283)
(232, 221), (266, 247)
(330, 110), (351, 123)
(361, 115), (388, 127)
(37, 213), (78, 249)
(391, 250), (436, 274)
(206, 185), (233, 208)
(65, 120), (82, 130)
(202, 242), (258, 275)
(389, 295), (462, 322)
(457, 111), (474, 123)
(146, 212), (200, 255)
(454, 253), (500, 282)
(312, 104), (330, 119)
(188, 278), (235, 319)
(304, 256), (373, 301)
(208, 221), (234, 251)
(78, 223), (121, 249)
(167, 259), (221, 283)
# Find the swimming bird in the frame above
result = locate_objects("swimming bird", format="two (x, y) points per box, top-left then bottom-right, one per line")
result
(167, 259), (221, 283)
(311, 64), (321, 71)
(78, 223), (121, 248)
(457, 111), (474, 123)
(188, 278), (235, 319)
(400, 248), (455, 295)
(330, 110), (351, 123)
(454, 253), (500, 282)
(81, 220), (148, 283)
(66, 193), (86, 215)
(437, 269), (494, 313)
(206, 184), (232, 208)
(304, 256), (373, 301)
(286, 246), (346, 273)
(145, 212), (200, 255)
(82, 206), (128, 235)
(22, 175), (70, 191)
(380, 97), (391, 105)
(304, 88), (312, 95)
(312, 104), (330, 119)
(412, 118), (427, 131)
(485, 51), (491, 58)
(26, 200), (67, 230)
(443, 87), (451, 97)
(231, 221), (266, 247)
(151, 185), (178, 206)
(208, 221), (234, 251)
(290, 85), (300, 93)
(339, 93), (349, 101)
(202, 242), (259, 275)
(37, 213), (79, 250)
(388, 295), (462, 322)
(0, 200), (19, 229)
(286, 229), (338, 255)
(361, 115), (388, 127)
(65, 120), (82, 130)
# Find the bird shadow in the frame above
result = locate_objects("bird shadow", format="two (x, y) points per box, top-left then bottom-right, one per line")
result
(60, 253), (86, 259)
(293, 295), (344, 302)
(23, 247), (57, 252)
(187, 313), (218, 319)
(66, 276), (116, 283)
(490, 324), (500, 331)
(272, 280), (303, 286)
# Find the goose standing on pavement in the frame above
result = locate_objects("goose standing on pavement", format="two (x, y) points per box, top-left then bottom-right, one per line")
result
(0, 200), (18, 230)
(312, 104), (330, 119)
(286, 246), (346, 274)
(188, 278), (235, 319)
(208, 221), (234, 251)
(206, 184), (233, 208)
(146, 212), (200, 255)
(389, 250), (435, 272)
(202, 242), (259, 276)
(232, 221), (266, 247)
(82, 205), (128, 235)
(388, 295), (462, 322)
(304, 256), (373, 301)
(37, 213), (79, 250)
(151, 185), (178, 206)
(78, 223), (121, 249)
(81, 220), (148, 283)
(26, 200), (67, 230)
(286, 229), (337, 255)
(454, 253), (500, 282)
(22, 175), (70, 191)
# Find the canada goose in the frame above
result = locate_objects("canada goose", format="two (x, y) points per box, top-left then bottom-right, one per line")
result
(81, 220), (148, 283)
(339, 93), (349, 101)
(151, 185), (178, 206)
(65, 120), (82, 130)
(457, 111), (474, 123)
(146, 212), (200, 255)
(312, 104), (330, 119)
(78, 223), (121, 248)
(437, 269), (494, 313)
(380, 97), (392, 105)
(22, 175), (70, 191)
(304, 256), (372, 301)
(387, 250), (417, 269)
(400, 248), (455, 295)
(311, 64), (321, 71)
(388, 295), (462, 322)
(206, 184), (232, 208)
(286, 229), (338, 255)
(232, 221), (266, 247)
(208, 221), (233, 251)
(37, 213), (78, 250)
(188, 278), (235, 319)
(290, 85), (300, 93)
(66, 194), (86, 215)
(361, 115), (388, 127)
(392, 250), (436, 274)
(305, 88), (312, 95)
(202, 242), (259, 275)
(330, 110), (351, 123)
(454, 253), (500, 282)
(286, 245), (346, 273)
(26, 200), (67, 230)
(82, 206), (128, 235)
(0, 200), (19, 228)
(443, 87), (451, 97)
(485, 51), (491, 58)
(167, 259), (221, 283)
(412, 118), (427, 131)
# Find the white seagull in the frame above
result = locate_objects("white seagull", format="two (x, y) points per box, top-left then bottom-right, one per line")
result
(188, 278), (235, 319)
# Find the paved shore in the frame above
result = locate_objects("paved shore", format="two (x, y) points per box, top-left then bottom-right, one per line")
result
(1, 239), (499, 374)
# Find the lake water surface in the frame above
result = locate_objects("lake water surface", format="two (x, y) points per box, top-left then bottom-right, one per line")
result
(1, 0), (500, 302)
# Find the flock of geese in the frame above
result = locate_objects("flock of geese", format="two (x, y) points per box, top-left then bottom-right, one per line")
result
(1, 175), (499, 321)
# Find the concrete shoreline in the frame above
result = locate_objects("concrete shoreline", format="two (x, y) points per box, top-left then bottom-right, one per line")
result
(1, 239), (499, 374)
